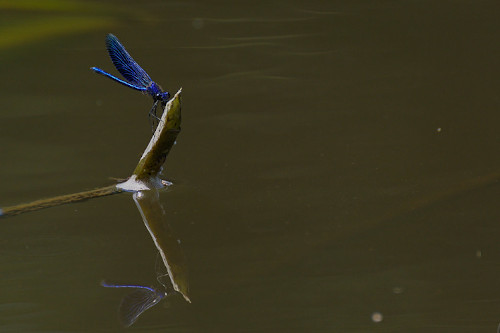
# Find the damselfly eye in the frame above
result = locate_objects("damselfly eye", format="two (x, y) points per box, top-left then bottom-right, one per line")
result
(161, 92), (171, 101)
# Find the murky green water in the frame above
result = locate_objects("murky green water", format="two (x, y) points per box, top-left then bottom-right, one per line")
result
(1, 1), (499, 332)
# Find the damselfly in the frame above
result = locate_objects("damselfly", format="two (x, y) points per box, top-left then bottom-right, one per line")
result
(91, 34), (170, 128)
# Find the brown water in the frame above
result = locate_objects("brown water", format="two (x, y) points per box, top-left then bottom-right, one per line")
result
(1, 1), (500, 332)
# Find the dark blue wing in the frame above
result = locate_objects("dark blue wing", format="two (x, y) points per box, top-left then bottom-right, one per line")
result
(118, 288), (165, 327)
(105, 34), (153, 88)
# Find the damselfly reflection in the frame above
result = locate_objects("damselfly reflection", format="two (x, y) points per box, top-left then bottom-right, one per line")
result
(102, 255), (174, 327)
(101, 281), (167, 327)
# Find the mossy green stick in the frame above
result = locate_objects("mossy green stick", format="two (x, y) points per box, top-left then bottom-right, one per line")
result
(117, 88), (182, 191)
(1, 185), (120, 217)
(1, 88), (182, 217)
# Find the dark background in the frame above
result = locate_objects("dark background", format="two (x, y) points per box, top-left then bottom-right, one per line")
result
(1, 1), (499, 332)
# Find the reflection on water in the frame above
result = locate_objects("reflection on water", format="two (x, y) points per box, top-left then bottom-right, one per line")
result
(101, 189), (190, 326)
(134, 190), (190, 303)
(1, 0), (500, 332)
(101, 280), (167, 327)
(101, 255), (172, 327)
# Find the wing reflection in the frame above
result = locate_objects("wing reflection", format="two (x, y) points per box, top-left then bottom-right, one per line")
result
(102, 189), (190, 327)
(101, 281), (167, 327)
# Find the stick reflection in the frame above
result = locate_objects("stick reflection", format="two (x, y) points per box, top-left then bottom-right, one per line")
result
(102, 189), (189, 327)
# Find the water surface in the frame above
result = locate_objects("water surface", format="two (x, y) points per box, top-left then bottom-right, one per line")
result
(1, 1), (499, 332)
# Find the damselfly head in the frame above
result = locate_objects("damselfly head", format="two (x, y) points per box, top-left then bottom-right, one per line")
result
(160, 91), (171, 102)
